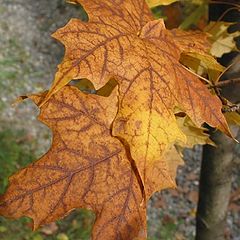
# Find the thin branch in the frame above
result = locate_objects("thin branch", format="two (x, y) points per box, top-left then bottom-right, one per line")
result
(216, 59), (239, 83)
(222, 103), (240, 113)
(206, 6), (239, 37)
(206, 0), (240, 32)
(209, 0), (240, 9)
(216, 7), (239, 22)
(213, 78), (240, 87)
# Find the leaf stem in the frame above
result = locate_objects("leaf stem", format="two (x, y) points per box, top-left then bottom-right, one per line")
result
(181, 65), (212, 84)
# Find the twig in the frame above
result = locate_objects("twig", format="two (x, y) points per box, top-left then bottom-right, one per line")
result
(209, 0), (240, 9)
(216, 59), (238, 83)
(206, 2), (239, 33)
(214, 78), (240, 87)
(215, 7), (239, 22)
(222, 103), (240, 113)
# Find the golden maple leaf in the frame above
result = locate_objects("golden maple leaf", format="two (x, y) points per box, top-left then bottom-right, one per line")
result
(176, 115), (215, 148)
(0, 86), (147, 240)
(0, 2), (234, 238)
(0, 85), (185, 239)
(146, 0), (179, 8)
(39, 0), (230, 192)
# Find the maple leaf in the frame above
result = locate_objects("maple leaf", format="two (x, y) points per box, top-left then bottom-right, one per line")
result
(40, 0), (230, 193)
(146, 0), (179, 8)
(143, 145), (184, 197)
(169, 28), (211, 55)
(0, 86), (147, 240)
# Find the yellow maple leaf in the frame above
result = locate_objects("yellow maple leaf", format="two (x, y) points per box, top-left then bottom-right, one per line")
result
(39, 0), (230, 192)
(176, 115), (215, 148)
(1, 86), (188, 239)
(146, 0), (179, 8)
(0, 86), (147, 239)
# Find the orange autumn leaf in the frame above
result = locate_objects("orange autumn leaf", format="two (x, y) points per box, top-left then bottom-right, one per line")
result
(169, 28), (211, 54)
(0, 86), (147, 240)
(40, 0), (230, 192)
(0, 2), (234, 239)
(0, 86), (185, 239)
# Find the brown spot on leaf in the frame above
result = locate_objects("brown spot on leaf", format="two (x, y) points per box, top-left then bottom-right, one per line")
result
(135, 120), (142, 130)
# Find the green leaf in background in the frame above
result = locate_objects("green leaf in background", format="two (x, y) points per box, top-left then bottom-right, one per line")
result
(57, 233), (69, 240)
(33, 235), (44, 240)
(185, 0), (209, 5)
(0, 226), (7, 233)
(0, 129), (35, 194)
(179, 3), (208, 30)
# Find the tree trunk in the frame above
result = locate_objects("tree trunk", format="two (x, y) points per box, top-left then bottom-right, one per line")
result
(196, 131), (235, 240)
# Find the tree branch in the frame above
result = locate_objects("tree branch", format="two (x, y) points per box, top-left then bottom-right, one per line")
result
(214, 78), (240, 87)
